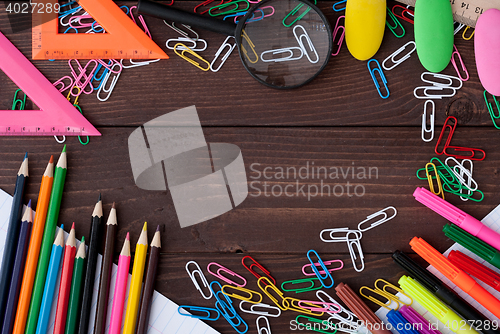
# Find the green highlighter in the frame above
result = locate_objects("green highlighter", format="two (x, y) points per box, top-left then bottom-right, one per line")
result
(414, 0), (454, 72)
(443, 224), (500, 270)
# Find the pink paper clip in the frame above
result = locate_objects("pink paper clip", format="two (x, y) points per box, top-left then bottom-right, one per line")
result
(69, 15), (96, 29)
(451, 45), (469, 81)
(297, 300), (342, 313)
(302, 259), (343, 276)
(435, 116), (486, 161)
(129, 6), (152, 38)
(69, 59), (98, 96)
(53, 76), (74, 93)
(332, 16), (345, 56)
(207, 262), (247, 287)
(391, 5), (414, 24)
(242, 256), (276, 285)
(97, 59), (123, 74)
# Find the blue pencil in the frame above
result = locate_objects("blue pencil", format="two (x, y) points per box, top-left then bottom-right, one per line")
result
(35, 227), (65, 334)
(1, 200), (33, 334)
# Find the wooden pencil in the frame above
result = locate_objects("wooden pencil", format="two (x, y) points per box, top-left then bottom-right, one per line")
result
(64, 237), (86, 334)
(109, 234), (131, 334)
(122, 223), (148, 334)
(53, 223), (77, 334)
(0, 153), (28, 327)
(13, 156), (54, 334)
(26, 146), (67, 334)
(1, 201), (33, 334)
(77, 194), (103, 334)
(94, 203), (117, 334)
(35, 227), (65, 334)
(136, 225), (161, 334)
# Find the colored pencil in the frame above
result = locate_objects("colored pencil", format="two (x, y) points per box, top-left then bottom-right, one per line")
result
(0, 153), (28, 327)
(77, 195), (103, 334)
(1, 201), (33, 334)
(94, 203), (117, 334)
(123, 222), (148, 334)
(136, 225), (161, 334)
(35, 227), (65, 334)
(109, 234), (131, 334)
(13, 156), (54, 334)
(53, 223), (77, 334)
(26, 146), (67, 334)
(64, 237), (86, 334)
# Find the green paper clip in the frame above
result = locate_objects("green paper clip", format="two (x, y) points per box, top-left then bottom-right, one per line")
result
(282, 0), (316, 27)
(281, 277), (322, 294)
(12, 89), (26, 110)
(386, 7), (405, 38)
(296, 315), (337, 334)
(209, 0), (249, 17)
(484, 90), (500, 130)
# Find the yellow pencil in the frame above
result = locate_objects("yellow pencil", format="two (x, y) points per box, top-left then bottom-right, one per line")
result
(122, 222), (148, 334)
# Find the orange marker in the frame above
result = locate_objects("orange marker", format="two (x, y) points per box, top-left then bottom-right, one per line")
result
(410, 237), (500, 319)
(32, 0), (168, 60)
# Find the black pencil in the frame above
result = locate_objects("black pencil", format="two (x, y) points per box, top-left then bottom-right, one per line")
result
(136, 225), (161, 334)
(0, 152), (28, 327)
(94, 203), (117, 334)
(77, 194), (103, 334)
(1, 200), (33, 334)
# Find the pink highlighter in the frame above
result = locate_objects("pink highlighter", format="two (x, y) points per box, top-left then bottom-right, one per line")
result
(413, 187), (500, 252)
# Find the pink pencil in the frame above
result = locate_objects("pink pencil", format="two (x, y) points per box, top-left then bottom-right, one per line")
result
(109, 233), (131, 334)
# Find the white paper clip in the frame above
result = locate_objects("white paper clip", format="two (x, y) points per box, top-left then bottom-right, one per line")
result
(185, 261), (213, 300)
(357, 206), (397, 232)
(120, 58), (160, 69)
(211, 36), (236, 72)
(166, 37), (207, 52)
(458, 159), (474, 201)
(261, 47), (304, 62)
(413, 86), (458, 99)
(421, 100), (435, 142)
(445, 157), (478, 192)
(256, 316), (271, 334)
(347, 231), (364, 272)
(328, 317), (368, 334)
(454, 22), (465, 35)
(239, 301), (281, 317)
(97, 62), (122, 102)
(382, 41), (416, 71)
(320, 227), (362, 243)
(316, 290), (353, 319)
(420, 72), (463, 89)
(293, 25), (319, 64)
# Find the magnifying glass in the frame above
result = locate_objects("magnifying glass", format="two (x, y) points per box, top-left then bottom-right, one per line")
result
(138, 0), (332, 89)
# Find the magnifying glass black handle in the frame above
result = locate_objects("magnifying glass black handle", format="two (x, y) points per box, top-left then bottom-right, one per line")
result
(138, 0), (237, 36)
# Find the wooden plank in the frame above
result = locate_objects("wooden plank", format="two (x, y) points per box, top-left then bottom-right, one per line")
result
(0, 2), (491, 127)
(0, 127), (496, 254)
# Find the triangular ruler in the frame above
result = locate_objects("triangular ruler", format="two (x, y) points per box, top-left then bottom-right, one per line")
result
(0, 31), (100, 136)
(32, 0), (168, 59)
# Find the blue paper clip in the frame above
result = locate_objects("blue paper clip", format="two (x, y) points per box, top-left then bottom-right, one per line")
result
(211, 281), (248, 333)
(484, 90), (500, 130)
(332, 0), (346, 11)
(178, 305), (220, 321)
(367, 59), (390, 99)
(386, 310), (420, 334)
(307, 250), (334, 288)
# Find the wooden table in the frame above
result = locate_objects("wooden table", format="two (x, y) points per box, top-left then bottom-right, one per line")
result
(0, 1), (499, 333)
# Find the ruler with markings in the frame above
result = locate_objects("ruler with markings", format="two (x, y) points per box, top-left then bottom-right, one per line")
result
(395, 0), (500, 27)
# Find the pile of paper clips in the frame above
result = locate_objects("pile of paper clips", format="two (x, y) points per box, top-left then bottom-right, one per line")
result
(181, 251), (364, 334)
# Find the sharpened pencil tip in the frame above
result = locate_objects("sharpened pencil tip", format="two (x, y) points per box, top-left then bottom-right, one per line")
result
(112, 202), (116, 209)
(93, 196), (103, 217)
(24, 152), (28, 159)
(156, 225), (160, 232)
(143, 222), (147, 231)
(126, 232), (130, 240)
(81, 236), (85, 243)
(27, 199), (31, 208)
(60, 224), (64, 231)
(98, 193), (101, 202)
(62, 144), (66, 153)
(71, 222), (75, 230)
(49, 155), (54, 163)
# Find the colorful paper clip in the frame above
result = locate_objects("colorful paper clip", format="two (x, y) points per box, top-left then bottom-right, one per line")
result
(257, 277), (289, 311)
(316, 290), (356, 320)
(451, 45), (469, 81)
(331, 16), (345, 56)
(462, 26), (474, 40)
(215, 299), (249, 334)
(241, 30), (258, 64)
(281, 277), (322, 294)
(207, 262), (247, 287)
(239, 301), (282, 317)
(421, 100), (435, 142)
(294, 25), (319, 64)
(320, 227), (362, 243)
(12, 89), (26, 110)
(392, 5), (414, 24)
(307, 250), (334, 288)
(382, 41), (415, 71)
(367, 59), (389, 99)
(360, 279), (412, 310)
(222, 285), (263, 304)
(53, 76), (74, 94)
(297, 300), (341, 313)
(386, 7), (405, 38)
(194, 0), (224, 15)
(242, 255), (276, 285)
(484, 90), (500, 130)
(282, 0), (316, 27)
(256, 316), (272, 334)
(435, 116), (486, 161)
(425, 163), (445, 199)
(296, 315), (336, 334)
(347, 231), (364, 272)
(357, 207), (397, 232)
(174, 43), (210, 71)
(186, 261), (213, 299)
(302, 259), (343, 276)
(284, 297), (324, 316)
(332, 0), (346, 11)
(209, 0), (249, 16)
(211, 36), (236, 72)
(178, 305), (220, 321)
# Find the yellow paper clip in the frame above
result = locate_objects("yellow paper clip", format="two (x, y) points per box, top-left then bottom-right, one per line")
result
(66, 86), (81, 106)
(425, 162), (445, 199)
(221, 285), (263, 304)
(360, 279), (412, 310)
(174, 43), (210, 71)
(376, 278), (412, 307)
(462, 26), (474, 40)
(284, 297), (324, 317)
(241, 30), (258, 64)
(257, 277), (289, 311)
(359, 286), (394, 310)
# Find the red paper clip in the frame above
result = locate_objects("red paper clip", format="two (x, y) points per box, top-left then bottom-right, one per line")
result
(448, 250), (500, 292)
(435, 116), (486, 161)
(392, 5), (414, 24)
(242, 256), (276, 285)
(194, 0), (225, 14)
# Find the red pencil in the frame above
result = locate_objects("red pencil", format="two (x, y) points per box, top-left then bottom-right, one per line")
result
(53, 223), (77, 334)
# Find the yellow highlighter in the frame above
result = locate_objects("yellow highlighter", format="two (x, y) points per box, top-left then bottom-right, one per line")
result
(398, 276), (478, 334)
(345, 0), (386, 60)
(122, 222), (148, 334)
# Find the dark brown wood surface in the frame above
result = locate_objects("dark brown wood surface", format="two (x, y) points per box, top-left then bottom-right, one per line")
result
(0, 1), (499, 333)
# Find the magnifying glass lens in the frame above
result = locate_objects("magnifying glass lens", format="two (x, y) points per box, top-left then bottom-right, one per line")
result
(238, 0), (332, 89)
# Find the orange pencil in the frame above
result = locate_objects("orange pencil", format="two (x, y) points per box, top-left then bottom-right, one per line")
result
(12, 156), (54, 334)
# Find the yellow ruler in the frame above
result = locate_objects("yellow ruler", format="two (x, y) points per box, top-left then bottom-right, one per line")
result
(395, 0), (500, 27)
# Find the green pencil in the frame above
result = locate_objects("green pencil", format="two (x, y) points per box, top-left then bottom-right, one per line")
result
(25, 145), (67, 334)
(64, 238), (86, 334)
